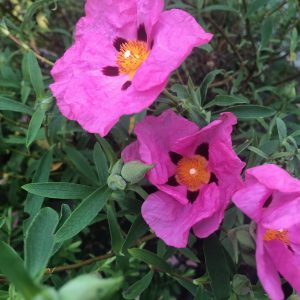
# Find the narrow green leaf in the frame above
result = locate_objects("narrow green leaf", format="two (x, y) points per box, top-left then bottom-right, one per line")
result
(276, 117), (287, 143)
(204, 95), (249, 108)
(95, 136), (117, 169)
(24, 150), (53, 230)
(26, 52), (44, 99)
(122, 215), (148, 251)
(55, 187), (111, 243)
(175, 278), (197, 296)
(0, 96), (33, 115)
(93, 143), (109, 185)
(26, 107), (46, 148)
(261, 17), (273, 48)
(200, 5), (240, 15)
(179, 248), (200, 263)
(107, 205), (124, 254)
(128, 248), (173, 274)
(65, 146), (98, 185)
(200, 70), (222, 104)
(0, 241), (42, 300)
(25, 208), (59, 279)
(22, 182), (96, 199)
(221, 105), (275, 119)
(248, 146), (268, 159)
(203, 235), (231, 300)
(122, 271), (153, 299)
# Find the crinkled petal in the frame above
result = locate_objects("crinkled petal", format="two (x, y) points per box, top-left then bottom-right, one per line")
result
(133, 109), (198, 184)
(266, 240), (300, 296)
(192, 184), (224, 238)
(133, 9), (213, 91)
(246, 164), (300, 194)
(261, 196), (300, 229)
(256, 226), (284, 300)
(142, 186), (218, 248)
(137, 0), (164, 42)
(142, 191), (194, 247)
(232, 182), (271, 223)
(122, 141), (141, 162)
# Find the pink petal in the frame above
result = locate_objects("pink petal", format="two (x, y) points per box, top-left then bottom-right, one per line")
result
(192, 184), (224, 237)
(134, 109), (198, 184)
(133, 9), (213, 91)
(256, 226), (284, 300)
(122, 141), (141, 162)
(246, 164), (300, 194)
(142, 187), (218, 248)
(232, 182), (271, 223)
(266, 239), (300, 296)
(261, 196), (300, 229)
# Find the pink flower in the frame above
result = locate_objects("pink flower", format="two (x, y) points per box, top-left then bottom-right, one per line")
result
(122, 110), (244, 247)
(50, 0), (213, 136)
(232, 164), (300, 300)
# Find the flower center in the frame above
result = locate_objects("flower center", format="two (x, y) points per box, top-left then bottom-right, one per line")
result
(175, 155), (211, 191)
(264, 229), (290, 245)
(116, 41), (149, 78)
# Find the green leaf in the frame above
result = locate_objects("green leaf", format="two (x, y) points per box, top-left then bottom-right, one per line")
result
(175, 278), (197, 296)
(276, 117), (287, 143)
(128, 248), (173, 274)
(248, 146), (268, 159)
(26, 107), (46, 148)
(0, 241), (42, 300)
(261, 17), (273, 48)
(200, 70), (222, 104)
(246, 0), (268, 16)
(122, 271), (153, 299)
(22, 182), (96, 199)
(222, 105), (275, 119)
(107, 205), (124, 254)
(204, 95), (249, 108)
(122, 215), (148, 251)
(65, 146), (98, 185)
(25, 208), (59, 279)
(58, 275), (123, 300)
(95, 136), (117, 169)
(93, 143), (109, 185)
(0, 96), (33, 115)
(200, 5), (240, 15)
(55, 187), (111, 243)
(203, 235), (231, 300)
(24, 150), (53, 230)
(26, 52), (44, 99)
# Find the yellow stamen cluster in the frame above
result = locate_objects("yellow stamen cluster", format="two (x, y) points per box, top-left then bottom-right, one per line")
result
(175, 155), (211, 191)
(117, 41), (149, 78)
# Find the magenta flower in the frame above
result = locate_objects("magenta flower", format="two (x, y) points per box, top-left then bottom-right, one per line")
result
(232, 164), (300, 300)
(122, 110), (244, 247)
(50, 0), (213, 136)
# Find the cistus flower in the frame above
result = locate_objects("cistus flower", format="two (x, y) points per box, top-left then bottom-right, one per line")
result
(122, 110), (245, 247)
(232, 164), (300, 300)
(50, 0), (213, 136)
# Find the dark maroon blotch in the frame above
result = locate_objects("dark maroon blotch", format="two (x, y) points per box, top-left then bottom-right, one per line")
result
(122, 81), (132, 91)
(187, 190), (199, 203)
(167, 176), (179, 187)
(195, 143), (209, 160)
(137, 23), (147, 42)
(169, 152), (183, 165)
(113, 37), (128, 52)
(263, 195), (273, 208)
(209, 173), (218, 185)
(102, 66), (119, 76)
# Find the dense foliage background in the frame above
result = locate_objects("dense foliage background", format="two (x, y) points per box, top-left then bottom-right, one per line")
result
(0, 0), (300, 299)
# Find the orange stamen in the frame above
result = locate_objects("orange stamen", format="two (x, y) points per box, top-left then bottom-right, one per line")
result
(264, 229), (290, 245)
(116, 41), (149, 78)
(175, 155), (211, 191)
